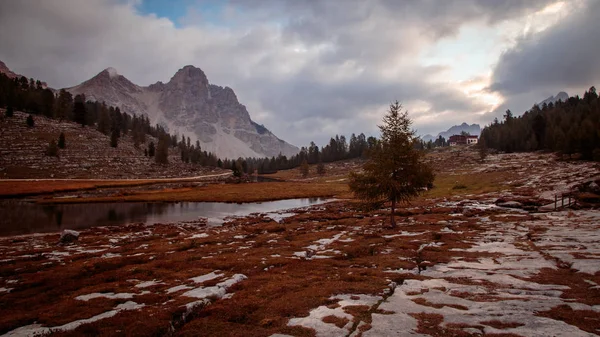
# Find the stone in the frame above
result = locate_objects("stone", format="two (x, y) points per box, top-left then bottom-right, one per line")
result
(59, 229), (80, 245)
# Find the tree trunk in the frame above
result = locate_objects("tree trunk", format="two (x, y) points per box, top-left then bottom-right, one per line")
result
(390, 198), (396, 228)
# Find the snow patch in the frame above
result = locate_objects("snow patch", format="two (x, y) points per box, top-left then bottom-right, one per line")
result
(190, 271), (223, 284)
(75, 292), (135, 301)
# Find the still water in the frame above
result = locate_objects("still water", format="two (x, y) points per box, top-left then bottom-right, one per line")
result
(0, 198), (330, 236)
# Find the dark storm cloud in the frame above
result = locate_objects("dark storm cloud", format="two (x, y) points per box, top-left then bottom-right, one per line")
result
(490, 0), (600, 96)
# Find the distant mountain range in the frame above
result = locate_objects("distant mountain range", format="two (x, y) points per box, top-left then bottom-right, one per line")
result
(0, 60), (298, 159)
(66, 66), (299, 159)
(421, 91), (570, 143)
(537, 92), (569, 106)
(421, 123), (481, 143)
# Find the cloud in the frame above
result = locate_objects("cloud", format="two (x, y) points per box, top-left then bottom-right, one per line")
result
(0, 0), (563, 147)
(488, 0), (600, 116)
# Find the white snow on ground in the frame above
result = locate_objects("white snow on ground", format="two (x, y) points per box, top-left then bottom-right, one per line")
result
(135, 280), (163, 288)
(2, 301), (144, 336)
(166, 285), (193, 294)
(188, 233), (209, 239)
(365, 278), (596, 337)
(182, 274), (247, 300)
(531, 211), (600, 274)
(75, 292), (135, 301)
(293, 232), (346, 259)
(265, 212), (296, 223)
(101, 253), (121, 259)
(365, 210), (600, 337)
(288, 294), (382, 337)
(190, 271), (223, 283)
(0, 287), (12, 293)
(383, 231), (427, 238)
(43, 251), (70, 261)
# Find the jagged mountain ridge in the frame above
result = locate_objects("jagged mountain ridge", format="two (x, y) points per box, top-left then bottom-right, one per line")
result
(0, 60), (18, 78)
(422, 123), (481, 142)
(537, 91), (569, 106)
(67, 66), (299, 159)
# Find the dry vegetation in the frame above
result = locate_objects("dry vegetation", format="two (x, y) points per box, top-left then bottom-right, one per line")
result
(36, 181), (351, 204)
(0, 147), (599, 336)
(0, 111), (227, 180)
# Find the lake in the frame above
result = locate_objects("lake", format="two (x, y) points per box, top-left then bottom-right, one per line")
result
(0, 198), (331, 236)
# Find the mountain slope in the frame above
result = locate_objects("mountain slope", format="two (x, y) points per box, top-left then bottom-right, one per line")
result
(422, 123), (481, 142)
(0, 110), (225, 179)
(67, 66), (298, 159)
(537, 91), (569, 106)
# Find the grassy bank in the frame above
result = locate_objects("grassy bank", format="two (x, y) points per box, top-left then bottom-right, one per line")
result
(37, 181), (352, 204)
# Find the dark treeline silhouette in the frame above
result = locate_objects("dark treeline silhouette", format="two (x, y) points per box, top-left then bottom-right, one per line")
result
(480, 87), (600, 161)
(222, 133), (380, 175)
(1, 72), (396, 173)
(0, 72), (219, 166)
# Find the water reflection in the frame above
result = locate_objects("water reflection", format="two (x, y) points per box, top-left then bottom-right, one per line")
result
(0, 198), (330, 236)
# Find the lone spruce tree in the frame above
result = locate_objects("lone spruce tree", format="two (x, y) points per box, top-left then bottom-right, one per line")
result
(348, 101), (434, 227)
(58, 132), (66, 149)
(300, 158), (309, 177)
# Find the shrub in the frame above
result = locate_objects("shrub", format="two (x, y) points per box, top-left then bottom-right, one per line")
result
(46, 140), (58, 157)
(5, 105), (13, 117)
(317, 162), (326, 175)
(110, 129), (118, 148)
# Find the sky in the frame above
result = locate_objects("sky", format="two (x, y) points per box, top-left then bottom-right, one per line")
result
(0, 0), (598, 147)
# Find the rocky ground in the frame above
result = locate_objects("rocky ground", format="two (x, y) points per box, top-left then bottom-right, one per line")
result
(0, 149), (599, 336)
(0, 111), (226, 179)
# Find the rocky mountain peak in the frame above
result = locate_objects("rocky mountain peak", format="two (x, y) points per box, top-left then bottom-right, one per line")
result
(0, 60), (18, 78)
(66, 64), (299, 159)
(538, 91), (570, 106)
(210, 85), (239, 103)
(169, 65), (208, 86)
(104, 67), (119, 78)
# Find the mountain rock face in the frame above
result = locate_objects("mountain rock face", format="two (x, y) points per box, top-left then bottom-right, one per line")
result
(0, 60), (18, 78)
(538, 91), (569, 106)
(422, 123), (481, 142)
(67, 66), (299, 159)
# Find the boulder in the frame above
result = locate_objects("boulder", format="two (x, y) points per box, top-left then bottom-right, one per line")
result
(59, 229), (80, 244)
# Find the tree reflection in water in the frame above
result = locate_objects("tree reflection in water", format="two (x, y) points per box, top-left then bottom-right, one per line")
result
(0, 199), (330, 236)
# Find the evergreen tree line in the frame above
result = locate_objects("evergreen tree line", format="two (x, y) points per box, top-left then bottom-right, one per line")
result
(0, 73), (219, 166)
(223, 133), (380, 175)
(480, 87), (600, 161)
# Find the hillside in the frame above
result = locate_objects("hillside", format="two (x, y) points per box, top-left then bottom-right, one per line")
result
(0, 110), (227, 179)
(67, 66), (299, 159)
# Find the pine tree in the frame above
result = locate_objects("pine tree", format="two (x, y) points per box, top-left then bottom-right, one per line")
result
(26, 114), (34, 127)
(156, 136), (169, 164)
(478, 137), (488, 162)
(300, 158), (309, 177)
(348, 101), (434, 227)
(110, 129), (119, 148)
(58, 132), (66, 149)
(148, 142), (155, 157)
(5, 105), (13, 117)
(232, 160), (243, 177)
(316, 161), (326, 175)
